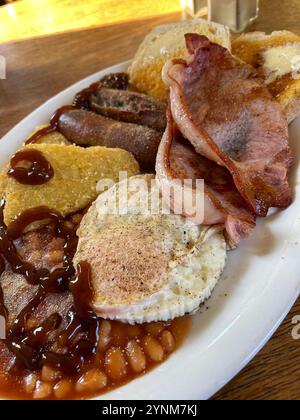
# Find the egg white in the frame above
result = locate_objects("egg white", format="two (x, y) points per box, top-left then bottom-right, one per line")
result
(74, 175), (227, 324)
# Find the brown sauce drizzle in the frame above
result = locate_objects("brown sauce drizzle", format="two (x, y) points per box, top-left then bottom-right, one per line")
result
(42, 262), (100, 375)
(7, 288), (60, 371)
(0, 254), (8, 321)
(0, 285), (7, 321)
(8, 149), (54, 185)
(73, 82), (102, 110)
(25, 106), (74, 145)
(0, 205), (77, 293)
(0, 200), (100, 375)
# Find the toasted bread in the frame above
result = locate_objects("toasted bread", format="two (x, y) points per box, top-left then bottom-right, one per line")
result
(128, 19), (231, 102)
(233, 31), (300, 124)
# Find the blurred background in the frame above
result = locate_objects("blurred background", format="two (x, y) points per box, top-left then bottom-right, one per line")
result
(0, 0), (267, 44)
(0, 0), (188, 44)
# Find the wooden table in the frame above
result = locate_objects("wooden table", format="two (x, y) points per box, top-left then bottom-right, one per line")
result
(0, 0), (300, 400)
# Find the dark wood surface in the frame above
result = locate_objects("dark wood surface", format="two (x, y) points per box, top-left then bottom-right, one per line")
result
(0, 0), (299, 400)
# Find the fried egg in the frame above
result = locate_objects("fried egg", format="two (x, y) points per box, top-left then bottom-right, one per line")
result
(74, 174), (226, 324)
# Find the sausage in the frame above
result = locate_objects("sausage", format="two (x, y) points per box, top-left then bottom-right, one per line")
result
(58, 109), (163, 169)
(89, 87), (167, 132)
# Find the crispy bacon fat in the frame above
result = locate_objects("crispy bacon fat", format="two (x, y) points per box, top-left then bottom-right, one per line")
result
(162, 34), (293, 217)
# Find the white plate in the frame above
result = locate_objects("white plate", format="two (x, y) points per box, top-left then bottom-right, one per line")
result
(1, 61), (300, 400)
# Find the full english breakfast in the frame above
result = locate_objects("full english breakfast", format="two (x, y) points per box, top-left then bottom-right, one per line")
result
(0, 18), (298, 399)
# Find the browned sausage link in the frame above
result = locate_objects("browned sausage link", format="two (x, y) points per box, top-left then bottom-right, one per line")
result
(58, 109), (162, 169)
(89, 88), (167, 132)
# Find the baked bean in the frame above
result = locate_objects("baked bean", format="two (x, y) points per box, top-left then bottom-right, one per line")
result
(169, 316), (189, 339)
(41, 365), (62, 382)
(160, 330), (175, 353)
(33, 381), (52, 399)
(110, 322), (127, 346)
(24, 373), (38, 394)
(98, 320), (112, 351)
(76, 369), (108, 393)
(142, 336), (165, 362)
(54, 379), (73, 399)
(0, 313), (190, 399)
(105, 347), (127, 380)
(126, 340), (146, 373)
(125, 324), (142, 338)
(145, 322), (164, 337)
